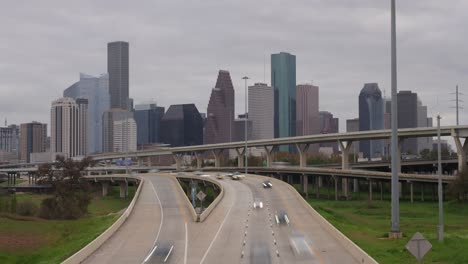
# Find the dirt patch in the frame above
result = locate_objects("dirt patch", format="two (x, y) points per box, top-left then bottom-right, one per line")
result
(0, 233), (46, 252)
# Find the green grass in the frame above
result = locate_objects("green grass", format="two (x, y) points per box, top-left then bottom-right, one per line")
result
(0, 179), (26, 187)
(307, 198), (468, 263)
(0, 186), (136, 264)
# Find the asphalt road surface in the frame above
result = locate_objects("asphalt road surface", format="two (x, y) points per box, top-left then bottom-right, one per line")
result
(83, 172), (362, 264)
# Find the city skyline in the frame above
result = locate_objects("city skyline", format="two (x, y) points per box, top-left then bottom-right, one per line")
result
(0, 1), (467, 132)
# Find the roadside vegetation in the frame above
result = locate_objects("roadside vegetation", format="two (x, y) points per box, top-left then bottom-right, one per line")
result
(0, 156), (136, 264)
(300, 170), (468, 264)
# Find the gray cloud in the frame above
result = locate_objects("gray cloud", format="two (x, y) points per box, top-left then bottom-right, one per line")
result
(0, 0), (467, 132)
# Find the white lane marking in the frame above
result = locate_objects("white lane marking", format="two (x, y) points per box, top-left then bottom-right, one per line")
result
(184, 222), (188, 264)
(143, 246), (157, 263)
(199, 186), (236, 264)
(164, 245), (174, 263)
(142, 180), (164, 264)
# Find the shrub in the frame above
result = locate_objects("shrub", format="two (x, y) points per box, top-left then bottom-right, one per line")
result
(16, 200), (39, 216)
(10, 195), (17, 214)
(449, 170), (468, 202)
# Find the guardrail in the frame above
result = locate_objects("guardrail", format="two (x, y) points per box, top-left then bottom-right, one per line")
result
(267, 176), (378, 264)
(61, 176), (144, 264)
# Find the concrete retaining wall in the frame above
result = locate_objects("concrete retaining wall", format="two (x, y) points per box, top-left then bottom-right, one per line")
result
(62, 177), (144, 264)
(172, 176), (198, 222)
(268, 176), (378, 264)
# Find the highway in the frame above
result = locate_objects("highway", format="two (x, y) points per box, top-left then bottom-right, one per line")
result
(83, 172), (369, 264)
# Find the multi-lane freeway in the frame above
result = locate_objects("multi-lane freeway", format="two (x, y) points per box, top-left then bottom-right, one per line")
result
(83, 172), (371, 264)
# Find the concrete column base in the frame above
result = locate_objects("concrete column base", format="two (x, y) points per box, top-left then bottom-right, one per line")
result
(119, 182), (128, 198)
(102, 182), (110, 197)
(388, 232), (403, 239)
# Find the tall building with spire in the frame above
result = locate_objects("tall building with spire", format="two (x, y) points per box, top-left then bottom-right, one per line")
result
(204, 70), (235, 144)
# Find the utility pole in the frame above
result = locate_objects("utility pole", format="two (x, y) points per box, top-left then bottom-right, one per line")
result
(437, 114), (444, 241)
(390, 0), (401, 237)
(451, 85), (463, 126)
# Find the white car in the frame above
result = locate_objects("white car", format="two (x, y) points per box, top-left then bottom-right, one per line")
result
(253, 200), (263, 209)
(262, 181), (273, 188)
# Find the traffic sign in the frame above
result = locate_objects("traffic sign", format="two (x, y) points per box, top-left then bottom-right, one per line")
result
(406, 232), (432, 263)
(196, 191), (206, 201)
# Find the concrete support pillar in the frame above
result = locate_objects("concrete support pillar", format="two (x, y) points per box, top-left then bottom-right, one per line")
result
(353, 178), (359, 192)
(119, 181), (128, 198)
(195, 152), (203, 169)
(102, 182), (110, 197)
(421, 183), (424, 201)
(147, 156), (152, 167)
(333, 176), (338, 201)
(263, 146), (274, 167)
(410, 181), (414, 203)
(173, 154), (184, 171)
(315, 176), (320, 199)
(287, 175), (292, 184)
(295, 143), (310, 168)
(210, 150), (223, 168)
(342, 178), (349, 199)
(453, 136), (468, 173)
(368, 179), (373, 201)
(235, 148), (246, 168)
(318, 176), (323, 187)
(137, 159), (142, 167)
(380, 181), (383, 201)
(302, 174), (308, 198)
(338, 140), (353, 170)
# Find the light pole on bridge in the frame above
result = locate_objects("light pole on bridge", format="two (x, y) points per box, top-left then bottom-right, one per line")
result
(242, 76), (249, 177)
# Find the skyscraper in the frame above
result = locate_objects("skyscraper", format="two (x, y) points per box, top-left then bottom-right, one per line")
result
(20, 122), (47, 163)
(108, 41), (129, 110)
(161, 104), (203, 147)
(50, 97), (88, 158)
(113, 118), (137, 152)
(248, 83), (273, 140)
(271, 52), (296, 141)
(135, 103), (165, 146)
(64, 73), (110, 154)
(397, 91), (418, 154)
(359, 83), (384, 159)
(417, 100), (433, 153)
(204, 70), (235, 144)
(296, 84), (320, 136)
(319, 111), (339, 153)
(0, 125), (20, 162)
(102, 109), (135, 153)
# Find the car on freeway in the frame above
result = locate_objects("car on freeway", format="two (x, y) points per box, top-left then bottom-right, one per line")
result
(250, 241), (271, 264)
(275, 210), (290, 225)
(224, 173), (233, 177)
(231, 175), (240, 180)
(262, 181), (273, 188)
(216, 175), (224, 179)
(289, 234), (314, 260)
(144, 242), (173, 263)
(194, 171), (203, 175)
(253, 199), (263, 209)
(149, 169), (159, 173)
(233, 171), (240, 175)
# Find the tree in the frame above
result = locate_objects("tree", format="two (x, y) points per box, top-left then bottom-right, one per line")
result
(448, 170), (468, 202)
(37, 155), (95, 219)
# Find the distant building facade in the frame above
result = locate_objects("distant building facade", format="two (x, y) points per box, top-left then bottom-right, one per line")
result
(20, 122), (47, 163)
(50, 97), (88, 158)
(135, 104), (165, 147)
(271, 52), (296, 142)
(296, 84), (319, 136)
(0, 125), (20, 162)
(108, 41), (129, 110)
(64, 73), (110, 154)
(113, 118), (137, 152)
(397, 91), (418, 154)
(232, 115), (253, 142)
(359, 83), (384, 158)
(161, 104), (203, 147)
(319, 111), (339, 153)
(204, 70), (235, 144)
(102, 109), (135, 153)
(248, 83), (273, 140)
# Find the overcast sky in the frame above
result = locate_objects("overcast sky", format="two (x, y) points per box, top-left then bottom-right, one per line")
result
(0, 0), (467, 132)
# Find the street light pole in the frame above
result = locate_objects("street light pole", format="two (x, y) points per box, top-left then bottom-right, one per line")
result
(437, 114), (444, 241)
(390, 0), (401, 236)
(242, 76), (249, 176)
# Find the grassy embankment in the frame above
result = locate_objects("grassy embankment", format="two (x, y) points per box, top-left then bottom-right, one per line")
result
(294, 183), (468, 263)
(0, 186), (135, 264)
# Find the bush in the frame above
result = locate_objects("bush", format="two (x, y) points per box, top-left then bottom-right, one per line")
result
(449, 170), (468, 202)
(16, 200), (39, 216)
(10, 195), (17, 214)
(40, 192), (92, 219)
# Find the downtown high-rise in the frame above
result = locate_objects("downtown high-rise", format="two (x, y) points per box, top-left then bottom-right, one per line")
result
(108, 41), (129, 110)
(161, 104), (203, 147)
(51, 97), (88, 158)
(248, 83), (274, 140)
(20, 122), (47, 163)
(359, 83), (384, 158)
(271, 52), (296, 143)
(135, 103), (165, 147)
(296, 84), (320, 137)
(204, 70), (235, 144)
(64, 73), (110, 154)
